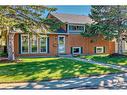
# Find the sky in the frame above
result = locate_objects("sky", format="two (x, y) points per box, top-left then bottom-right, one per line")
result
(45, 5), (91, 17)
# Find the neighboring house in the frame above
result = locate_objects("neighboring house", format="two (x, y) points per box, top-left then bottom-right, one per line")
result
(14, 13), (116, 57)
(123, 41), (127, 53)
(115, 40), (127, 54)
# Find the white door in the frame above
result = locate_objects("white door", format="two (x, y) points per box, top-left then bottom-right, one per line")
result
(58, 36), (65, 53)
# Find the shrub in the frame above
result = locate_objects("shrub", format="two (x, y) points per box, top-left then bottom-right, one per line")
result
(0, 51), (7, 57)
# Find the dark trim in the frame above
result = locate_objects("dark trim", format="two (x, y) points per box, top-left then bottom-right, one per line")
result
(94, 47), (96, 54)
(18, 34), (21, 54)
(47, 37), (49, 53)
(81, 47), (83, 54)
(71, 47), (73, 54)
(66, 24), (68, 32)
(103, 46), (106, 53)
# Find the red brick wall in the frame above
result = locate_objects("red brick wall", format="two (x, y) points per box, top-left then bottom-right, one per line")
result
(66, 34), (115, 55)
(14, 33), (115, 57)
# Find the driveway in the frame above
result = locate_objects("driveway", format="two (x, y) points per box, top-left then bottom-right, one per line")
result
(0, 73), (127, 89)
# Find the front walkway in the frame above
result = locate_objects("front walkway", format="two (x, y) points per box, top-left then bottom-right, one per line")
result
(0, 73), (127, 89)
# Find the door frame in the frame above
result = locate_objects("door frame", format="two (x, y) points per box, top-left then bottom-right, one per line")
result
(58, 35), (66, 54)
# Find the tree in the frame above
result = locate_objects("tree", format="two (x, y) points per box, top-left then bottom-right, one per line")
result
(0, 5), (60, 60)
(81, 5), (127, 54)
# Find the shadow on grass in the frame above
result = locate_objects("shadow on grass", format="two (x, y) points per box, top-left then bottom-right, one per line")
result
(0, 58), (120, 83)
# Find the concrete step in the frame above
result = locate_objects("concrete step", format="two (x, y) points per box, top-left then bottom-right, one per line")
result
(58, 54), (73, 57)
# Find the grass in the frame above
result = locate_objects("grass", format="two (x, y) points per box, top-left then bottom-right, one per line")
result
(0, 57), (121, 83)
(80, 54), (127, 67)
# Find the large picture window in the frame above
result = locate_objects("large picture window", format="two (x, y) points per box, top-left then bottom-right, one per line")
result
(21, 34), (48, 54)
(21, 34), (29, 53)
(40, 36), (47, 53)
(30, 35), (38, 53)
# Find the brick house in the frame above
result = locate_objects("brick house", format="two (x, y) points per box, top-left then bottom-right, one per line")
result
(14, 13), (117, 57)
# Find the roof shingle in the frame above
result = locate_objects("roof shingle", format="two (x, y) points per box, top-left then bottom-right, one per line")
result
(51, 13), (93, 24)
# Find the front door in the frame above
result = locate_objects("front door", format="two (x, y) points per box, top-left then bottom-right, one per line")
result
(58, 36), (65, 54)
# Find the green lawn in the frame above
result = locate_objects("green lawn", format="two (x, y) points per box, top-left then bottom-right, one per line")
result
(0, 57), (121, 83)
(81, 54), (127, 66)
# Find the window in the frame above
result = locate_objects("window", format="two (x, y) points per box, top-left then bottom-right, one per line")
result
(40, 36), (47, 53)
(20, 34), (48, 54)
(96, 47), (104, 53)
(72, 47), (81, 54)
(30, 35), (38, 53)
(21, 34), (29, 53)
(59, 37), (65, 45)
(69, 25), (84, 31)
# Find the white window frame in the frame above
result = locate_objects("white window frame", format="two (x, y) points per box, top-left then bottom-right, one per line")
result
(96, 47), (104, 53)
(21, 34), (29, 54)
(30, 35), (38, 54)
(68, 24), (85, 33)
(40, 36), (48, 53)
(72, 47), (81, 54)
(58, 35), (66, 53)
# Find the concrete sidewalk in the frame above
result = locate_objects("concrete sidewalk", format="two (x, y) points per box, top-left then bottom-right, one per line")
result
(0, 73), (127, 89)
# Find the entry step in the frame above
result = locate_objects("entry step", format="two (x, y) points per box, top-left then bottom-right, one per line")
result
(58, 54), (73, 57)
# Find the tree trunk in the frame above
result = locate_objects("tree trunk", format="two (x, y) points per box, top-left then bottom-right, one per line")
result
(117, 36), (123, 54)
(7, 33), (15, 61)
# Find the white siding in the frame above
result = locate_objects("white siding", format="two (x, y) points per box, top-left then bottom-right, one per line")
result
(115, 40), (127, 53)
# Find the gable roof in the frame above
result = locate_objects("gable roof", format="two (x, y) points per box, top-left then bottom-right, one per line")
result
(50, 13), (93, 24)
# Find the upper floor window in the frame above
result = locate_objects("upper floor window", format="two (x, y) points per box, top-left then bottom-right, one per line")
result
(69, 25), (85, 31)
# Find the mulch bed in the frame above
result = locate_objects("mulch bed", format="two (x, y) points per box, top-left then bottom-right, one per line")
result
(108, 53), (127, 58)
